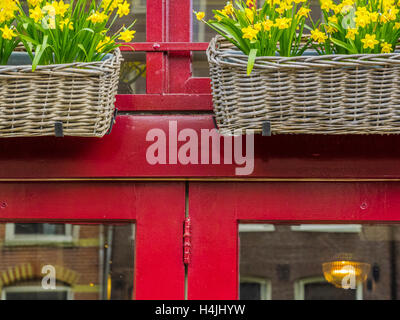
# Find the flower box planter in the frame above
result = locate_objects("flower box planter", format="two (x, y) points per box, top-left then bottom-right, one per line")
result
(207, 36), (400, 136)
(0, 48), (122, 138)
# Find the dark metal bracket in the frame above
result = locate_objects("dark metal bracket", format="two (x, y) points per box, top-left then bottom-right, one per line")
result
(54, 122), (64, 137)
(262, 121), (271, 136)
(106, 108), (118, 135)
(212, 116), (218, 130)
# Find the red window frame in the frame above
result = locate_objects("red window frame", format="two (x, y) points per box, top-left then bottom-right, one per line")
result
(188, 182), (400, 299)
(0, 182), (186, 300)
(115, 0), (213, 111)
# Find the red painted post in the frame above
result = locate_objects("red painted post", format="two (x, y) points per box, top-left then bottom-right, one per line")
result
(134, 183), (186, 300)
(188, 183), (238, 300)
(146, 0), (166, 94)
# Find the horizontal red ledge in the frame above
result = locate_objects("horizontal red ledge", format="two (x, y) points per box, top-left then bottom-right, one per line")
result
(115, 94), (213, 111)
(1, 115), (400, 179)
(119, 42), (209, 52)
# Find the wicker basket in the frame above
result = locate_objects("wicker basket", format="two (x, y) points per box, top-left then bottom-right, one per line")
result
(207, 35), (400, 135)
(0, 48), (122, 137)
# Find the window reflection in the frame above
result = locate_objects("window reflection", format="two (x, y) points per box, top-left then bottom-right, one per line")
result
(118, 52), (146, 94)
(116, 0), (146, 94)
(239, 224), (400, 300)
(0, 223), (135, 300)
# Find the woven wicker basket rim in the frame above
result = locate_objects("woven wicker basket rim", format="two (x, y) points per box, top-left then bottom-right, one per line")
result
(0, 48), (122, 74)
(207, 35), (400, 70)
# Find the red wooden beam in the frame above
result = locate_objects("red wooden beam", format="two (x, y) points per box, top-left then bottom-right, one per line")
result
(1, 116), (400, 180)
(120, 42), (209, 52)
(115, 94), (212, 110)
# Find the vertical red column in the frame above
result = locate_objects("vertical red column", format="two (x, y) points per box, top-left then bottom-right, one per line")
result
(167, 0), (193, 93)
(134, 183), (186, 300)
(146, 0), (167, 94)
(188, 183), (238, 299)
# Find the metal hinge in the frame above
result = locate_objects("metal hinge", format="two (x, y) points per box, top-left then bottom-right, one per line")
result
(183, 216), (191, 265)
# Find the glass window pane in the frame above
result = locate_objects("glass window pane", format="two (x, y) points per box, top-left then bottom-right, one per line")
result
(0, 223), (135, 300)
(112, 0), (146, 42)
(118, 52), (146, 94)
(111, 0), (147, 94)
(304, 282), (356, 300)
(5, 290), (69, 300)
(240, 282), (261, 300)
(14, 223), (66, 235)
(239, 224), (400, 300)
(192, 51), (209, 78)
(192, 0), (226, 42)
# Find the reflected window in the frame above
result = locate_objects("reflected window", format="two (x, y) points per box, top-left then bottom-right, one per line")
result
(240, 278), (271, 300)
(5, 223), (75, 245)
(118, 52), (146, 94)
(2, 285), (72, 300)
(115, 0), (146, 94)
(291, 225), (362, 233)
(294, 277), (362, 300)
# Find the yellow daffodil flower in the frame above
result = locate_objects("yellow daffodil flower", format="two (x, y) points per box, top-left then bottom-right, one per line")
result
(27, 0), (42, 7)
(361, 34), (379, 49)
(29, 6), (44, 23)
(119, 29), (136, 42)
(224, 2), (234, 15)
(53, 0), (69, 16)
(355, 14), (370, 27)
(0, 25), (16, 40)
(262, 19), (274, 31)
(328, 15), (338, 24)
(195, 11), (205, 20)
(242, 25), (259, 40)
(275, 17), (292, 29)
(326, 25), (338, 33)
(96, 36), (112, 52)
(254, 23), (262, 31)
(245, 8), (254, 23)
(311, 29), (328, 43)
(59, 18), (73, 30)
(102, 0), (122, 12)
(297, 7), (310, 17)
(321, 0), (334, 11)
(345, 28), (358, 40)
(117, 1), (130, 17)
(87, 11), (108, 24)
(381, 42), (392, 53)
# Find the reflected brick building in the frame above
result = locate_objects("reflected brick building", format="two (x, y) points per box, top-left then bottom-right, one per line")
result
(239, 225), (400, 300)
(0, 224), (134, 300)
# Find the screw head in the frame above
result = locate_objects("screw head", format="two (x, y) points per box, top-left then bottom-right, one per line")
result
(360, 202), (368, 210)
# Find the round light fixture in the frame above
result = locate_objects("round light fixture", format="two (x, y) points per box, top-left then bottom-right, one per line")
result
(323, 259), (370, 289)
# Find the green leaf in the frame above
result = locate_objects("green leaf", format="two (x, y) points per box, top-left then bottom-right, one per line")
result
(247, 48), (257, 76)
(78, 44), (89, 60)
(330, 38), (357, 54)
(32, 35), (49, 71)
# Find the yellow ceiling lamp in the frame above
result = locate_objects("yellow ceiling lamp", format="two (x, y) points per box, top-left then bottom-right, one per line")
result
(323, 258), (370, 289)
